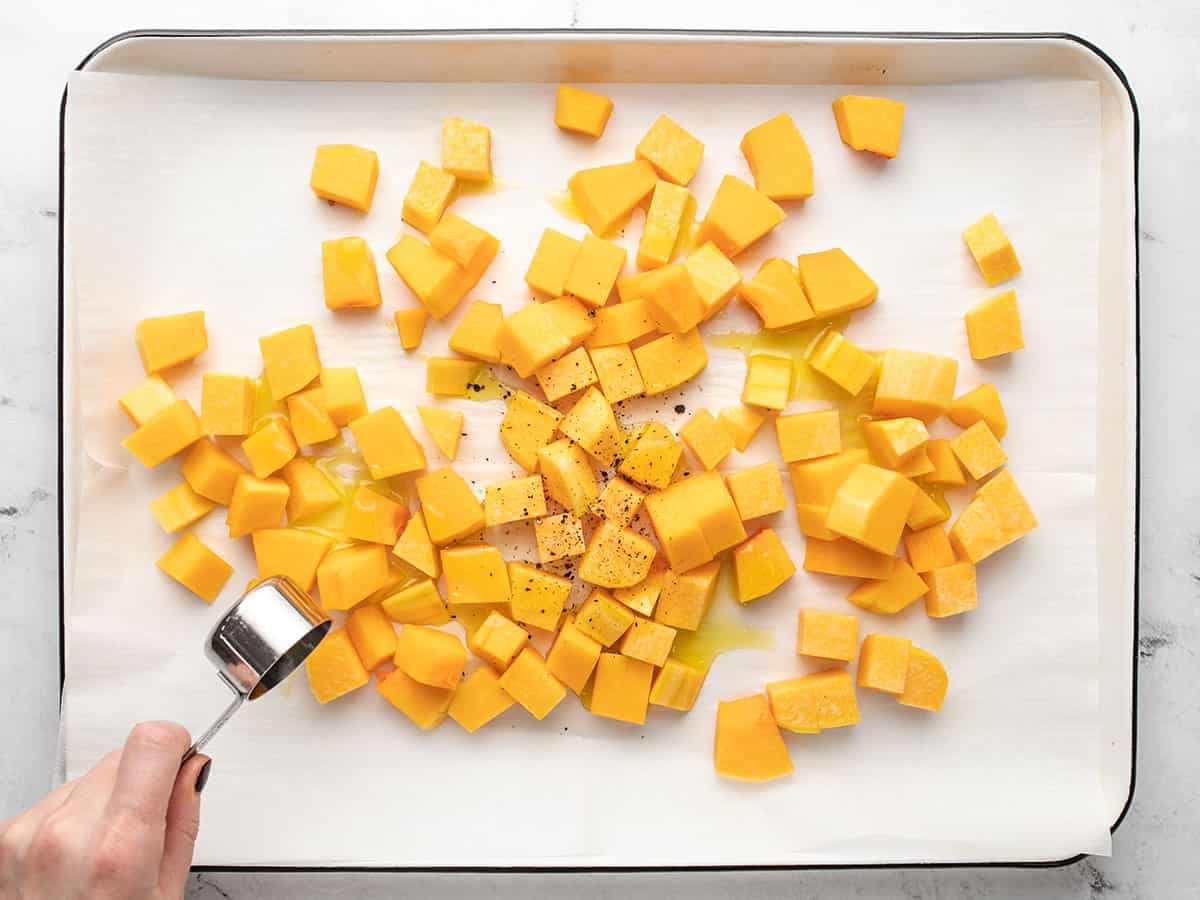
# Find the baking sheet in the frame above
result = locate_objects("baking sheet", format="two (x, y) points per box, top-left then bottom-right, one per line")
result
(62, 69), (1110, 865)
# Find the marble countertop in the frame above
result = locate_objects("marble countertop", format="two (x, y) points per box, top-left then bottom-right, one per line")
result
(2, 1), (1194, 897)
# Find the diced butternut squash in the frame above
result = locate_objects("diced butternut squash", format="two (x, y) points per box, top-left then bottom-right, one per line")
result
(149, 483), (215, 534)
(832, 96), (905, 159)
(375, 667), (452, 730)
(346, 603), (398, 670)
(696, 175), (785, 258)
(135, 312), (207, 374)
(558, 387), (622, 467)
(683, 242), (743, 319)
(589, 343), (645, 404)
(279, 457), (338, 522)
(155, 533), (232, 603)
(767, 669), (860, 733)
(401, 161), (457, 234)
(200, 374), (253, 436)
(499, 390), (562, 472)
(525, 228), (582, 296)
(536, 347), (598, 403)
(948, 384), (1007, 439)
(679, 408), (734, 470)
(739, 258), (813, 329)
(226, 474), (289, 539)
(924, 438), (967, 486)
(807, 330), (878, 396)
(394, 308), (429, 351)
(546, 619), (603, 693)
(726, 462), (786, 521)
(251, 528), (331, 593)
(567, 159), (657, 236)
(636, 115), (704, 186)
(897, 646), (948, 712)
(498, 648), (566, 720)
(321, 236), (381, 309)
(564, 233), (626, 307)
(305, 628), (370, 704)
(416, 406), (464, 461)
(441, 117), (491, 182)
(590, 477), (646, 528)
(259, 324), (320, 400)
(873, 349), (958, 423)
(386, 235), (473, 320)
(826, 463), (917, 555)
(448, 301), (504, 363)
(733, 528), (796, 603)
(618, 422), (683, 490)
(857, 633), (912, 694)
(847, 558), (928, 615)
(508, 561), (571, 632)
(393, 510), (441, 579)
(574, 589), (636, 647)
(949, 469), (1037, 563)
(241, 420), (298, 478)
(634, 329), (708, 396)
(533, 513), (586, 564)
(906, 483), (949, 530)
(381, 579), (450, 626)
(640, 263), (706, 334)
(441, 542), (510, 606)
(638, 180), (691, 269)
(924, 561), (978, 618)
(796, 608), (858, 661)
(741, 354), (792, 411)
(717, 405), (767, 452)
(585, 301), (655, 350)
(740, 112), (814, 200)
(484, 475), (546, 527)
(310, 144), (378, 212)
(554, 84), (613, 137)
(591, 653), (655, 724)
(349, 406), (426, 478)
(649, 657), (707, 711)
(537, 440), (599, 517)
(448, 667), (516, 732)
(315, 544), (390, 611)
(645, 471), (745, 571)
(394, 624), (466, 690)
(430, 213), (499, 273)
(904, 524), (956, 574)
(963, 212), (1021, 286)
(862, 417), (929, 469)
(613, 559), (669, 616)
(965, 290), (1024, 359)
(344, 484), (409, 545)
(794, 249), (878, 317)
(787, 448), (870, 540)
(619, 618), (677, 667)
(285, 388), (337, 446)
(119, 376), (176, 426)
(121, 399), (204, 468)
(713, 694), (793, 782)
(497, 302), (573, 378)
(578, 522), (657, 589)
(468, 610), (530, 671)
(950, 420), (1007, 480)
(653, 561), (720, 631)
(803, 536), (895, 580)
(776, 409), (841, 463)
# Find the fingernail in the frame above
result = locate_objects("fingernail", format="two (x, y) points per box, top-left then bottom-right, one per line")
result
(195, 758), (212, 794)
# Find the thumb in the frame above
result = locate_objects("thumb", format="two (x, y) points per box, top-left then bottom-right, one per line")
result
(157, 755), (209, 899)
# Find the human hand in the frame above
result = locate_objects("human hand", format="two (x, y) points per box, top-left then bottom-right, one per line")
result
(0, 722), (210, 900)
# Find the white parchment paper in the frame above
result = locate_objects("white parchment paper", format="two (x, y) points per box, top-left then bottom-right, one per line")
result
(62, 71), (1108, 865)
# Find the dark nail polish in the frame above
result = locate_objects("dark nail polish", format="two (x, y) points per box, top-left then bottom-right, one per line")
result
(195, 759), (212, 794)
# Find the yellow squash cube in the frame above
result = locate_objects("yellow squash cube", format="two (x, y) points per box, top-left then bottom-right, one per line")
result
(683, 242), (743, 319)
(640, 264), (706, 333)
(533, 513), (586, 564)
(585, 301), (655, 349)
(425, 358), (481, 398)
(310, 144), (378, 211)
(653, 560), (720, 631)
(897, 646), (949, 712)
(767, 669), (860, 733)
(416, 406), (464, 460)
(344, 484), (409, 545)
(904, 524), (956, 573)
(787, 448), (869, 540)
(795, 248), (878, 317)
(498, 648), (566, 720)
(740, 112), (814, 200)
(135, 311), (207, 375)
(963, 212), (1021, 286)
(149, 482), (215, 533)
(679, 408), (734, 471)
(321, 237), (381, 309)
(535, 347), (598, 403)
(394, 624), (466, 690)
(278, 458), (338, 522)
(305, 629), (370, 703)
(381, 579), (449, 626)
(315, 544), (390, 611)
(965, 290), (1024, 359)
(251, 528), (331, 593)
(497, 302), (573, 378)
(697, 175), (785, 258)
(832, 96), (905, 158)
(803, 536), (894, 580)
(448, 301), (504, 363)
(508, 561), (571, 631)
(578, 522), (657, 589)
(948, 383), (1007, 439)
(739, 258), (813, 330)
(499, 390), (562, 472)
(441, 542), (510, 605)
(807, 330), (878, 396)
(564, 233), (627, 308)
(179, 440), (246, 506)
(776, 408), (841, 463)
(649, 657), (707, 711)
(525, 228), (582, 296)
(795, 608), (858, 661)
(200, 374), (253, 436)
(589, 343), (645, 404)
(638, 180), (691, 269)
(285, 388), (337, 446)
(241, 420), (297, 479)
(546, 619), (603, 693)
(401, 160), (457, 234)
(924, 438), (967, 486)
(484, 474), (547, 527)
(415, 466), (486, 545)
(346, 603), (398, 670)
(349, 406), (427, 479)
(619, 618), (677, 667)
(536, 440), (598, 517)
(826, 463), (917, 555)
(857, 634), (912, 694)
(448, 667), (516, 732)
(554, 84), (613, 137)
(951, 420), (1007, 480)
(949, 469), (1037, 562)
(590, 478), (646, 529)
(543, 296), (597, 350)
(618, 421), (682, 490)
(441, 117), (491, 182)
(742, 354), (792, 411)
(155, 533), (232, 603)
(713, 694), (793, 782)
(375, 667), (452, 730)
(393, 510), (441, 580)
(429, 213), (499, 273)
(119, 375), (176, 426)
(558, 387), (622, 467)
(733, 528), (796, 603)
(386, 234), (474, 320)
(717, 405), (767, 452)
(574, 590), (636, 647)
(924, 561), (979, 617)
(862, 417), (929, 469)
(635, 114), (704, 186)
(590, 653), (655, 725)
(568, 159), (657, 236)
(634, 329), (708, 396)
(468, 610), (530, 671)
(873, 349), (958, 423)
(394, 308), (429, 351)
(121, 399), (203, 468)
(847, 558), (928, 615)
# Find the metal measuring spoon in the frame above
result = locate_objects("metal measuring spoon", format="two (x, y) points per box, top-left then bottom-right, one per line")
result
(183, 576), (330, 760)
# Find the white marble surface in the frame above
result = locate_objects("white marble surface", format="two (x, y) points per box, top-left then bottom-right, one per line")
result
(0, 1), (1194, 897)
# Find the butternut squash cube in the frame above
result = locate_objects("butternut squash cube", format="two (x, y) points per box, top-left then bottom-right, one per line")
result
(696, 175), (785, 258)
(441, 543), (510, 605)
(874, 349), (958, 423)
(119, 376), (176, 426)
(394, 624), (466, 690)
(525, 228), (581, 296)
(448, 667), (516, 732)
(135, 312), (207, 375)
(803, 536), (894, 580)
(950, 421), (1007, 481)
(640, 263), (706, 333)
(648, 470), (746, 562)
(568, 159), (657, 236)
(344, 484), (409, 545)
(394, 308), (429, 351)
(638, 180), (691, 269)
(924, 438), (967, 486)
(742, 354), (792, 411)
(149, 482), (215, 533)
(618, 422), (683, 489)
(563, 233), (627, 308)
(863, 417), (929, 469)
(346, 603), (398, 670)
(907, 484), (949, 531)
(543, 296), (597, 350)
(241, 420), (297, 478)
(725, 462), (786, 521)
(226, 474), (289, 538)
(896, 448), (935, 480)
(787, 448), (869, 539)
(499, 647), (566, 719)
(536, 347), (597, 403)
(484, 475), (546, 527)
(826, 463), (917, 555)
(619, 618), (676, 667)
(497, 302), (573, 378)
(416, 406), (464, 461)
(590, 478), (645, 530)
(393, 510), (441, 579)
(321, 236), (381, 309)
(381, 579), (450, 626)
(683, 242), (743, 319)
(315, 544), (390, 611)
(386, 235), (472, 320)
(259, 324), (320, 401)
(469, 610), (530, 672)
(846, 558), (927, 615)
(537, 441), (598, 518)
(739, 258), (813, 330)
(200, 374), (253, 436)
(796, 608), (858, 661)
(310, 143), (378, 212)
(897, 646), (948, 712)
(740, 112), (814, 200)
(251, 528), (331, 593)
(285, 388), (337, 446)
(508, 562), (571, 632)
(279, 457), (338, 522)
(654, 560), (720, 631)
(616, 270), (656, 303)
(948, 383), (1007, 439)
(649, 657), (707, 711)
(588, 343), (645, 404)
(430, 213), (499, 273)
(591, 653), (655, 724)
(949, 469), (1037, 562)
(349, 407), (426, 479)
(554, 84), (613, 137)
(963, 212), (1021, 286)
(375, 667), (452, 730)
(121, 399), (204, 468)
(733, 528), (796, 603)
(857, 633), (912, 694)
(558, 387), (622, 467)
(613, 559), (670, 616)
(924, 561), (978, 618)
(305, 629), (369, 704)
(904, 524), (955, 574)
(634, 329), (708, 396)
(776, 409), (841, 463)
(533, 513), (586, 564)
(585, 302), (655, 351)
(965, 290), (1024, 359)
(807, 329), (878, 396)
(635, 114), (704, 186)
(441, 117), (491, 181)
(155, 533), (231, 602)
(679, 408), (734, 471)
(578, 521), (657, 589)
(401, 161), (457, 234)
(832, 96), (905, 159)
(717, 405), (767, 452)
(713, 694), (793, 782)
(499, 390), (561, 473)
(574, 589), (635, 646)
(794, 248), (878, 317)
(546, 619), (603, 693)
(771, 669), (860, 732)
(424, 358), (481, 398)
(448, 301), (504, 363)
